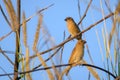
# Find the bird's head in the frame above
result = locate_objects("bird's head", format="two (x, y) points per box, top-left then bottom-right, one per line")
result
(65, 17), (73, 21)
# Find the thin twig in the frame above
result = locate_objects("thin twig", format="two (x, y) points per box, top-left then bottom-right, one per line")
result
(21, 3), (54, 26)
(0, 4), (11, 26)
(0, 47), (14, 65)
(86, 44), (94, 64)
(32, 47), (62, 70)
(78, 0), (92, 25)
(0, 31), (13, 41)
(104, 0), (114, 21)
(0, 66), (12, 80)
(0, 50), (15, 54)
(0, 62), (116, 79)
(77, 0), (81, 19)
(60, 31), (66, 64)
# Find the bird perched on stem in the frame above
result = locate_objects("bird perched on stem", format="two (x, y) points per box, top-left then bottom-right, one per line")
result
(65, 39), (86, 75)
(58, 40), (86, 80)
(65, 17), (82, 40)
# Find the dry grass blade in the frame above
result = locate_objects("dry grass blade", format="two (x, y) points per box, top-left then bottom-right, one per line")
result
(32, 14), (42, 51)
(111, 40), (117, 76)
(82, 60), (100, 80)
(102, 27), (109, 58)
(101, 1), (111, 59)
(114, 40), (117, 66)
(108, 2), (120, 51)
(3, 0), (14, 30)
(95, 30), (104, 61)
(7, 0), (19, 30)
(22, 12), (27, 47)
(102, 27), (115, 78)
(37, 52), (54, 80)
(25, 47), (32, 80)
(51, 61), (60, 79)
(108, 18), (116, 52)
(3, 0), (19, 31)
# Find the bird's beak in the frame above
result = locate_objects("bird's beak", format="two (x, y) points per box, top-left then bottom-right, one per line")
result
(83, 40), (86, 44)
(64, 18), (67, 21)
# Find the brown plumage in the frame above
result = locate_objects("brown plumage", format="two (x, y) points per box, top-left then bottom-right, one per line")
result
(65, 17), (82, 40)
(58, 40), (86, 80)
(65, 40), (86, 75)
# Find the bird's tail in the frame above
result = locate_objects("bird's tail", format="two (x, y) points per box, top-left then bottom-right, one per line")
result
(65, 66), (71, 76)
(58, 66), (71, 80)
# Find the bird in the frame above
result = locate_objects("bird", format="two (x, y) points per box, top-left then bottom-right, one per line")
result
(65, 17), (82, 40)
(58, 39), (86, 80)
(65, 39), (86, 75)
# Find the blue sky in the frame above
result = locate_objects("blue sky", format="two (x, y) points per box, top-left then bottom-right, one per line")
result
(0, 0), (118, 80)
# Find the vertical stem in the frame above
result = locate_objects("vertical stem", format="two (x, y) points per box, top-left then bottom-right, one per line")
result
(118, 24), (120, 76)
(14, 0), (21, 80)
(14, 31), (20, 80)
(17, 0), (21, 33)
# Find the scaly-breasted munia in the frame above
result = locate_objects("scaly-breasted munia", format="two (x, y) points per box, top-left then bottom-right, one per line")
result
(65, 40), (86, 75)
(65, 17), (82, 40)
